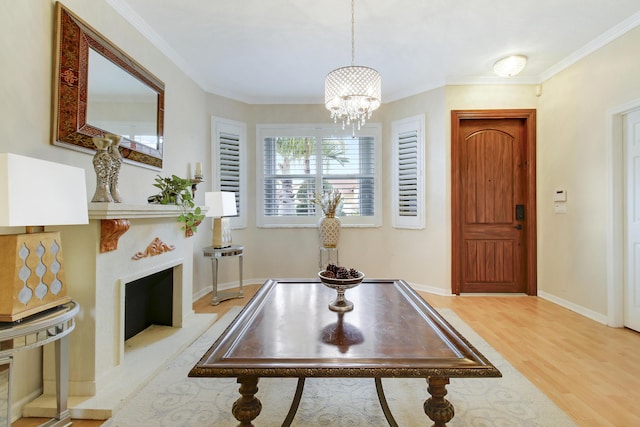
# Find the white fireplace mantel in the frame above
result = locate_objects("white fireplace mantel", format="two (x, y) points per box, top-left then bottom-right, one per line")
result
(88, 203), (208, 253)
(88, 202), (208, 219)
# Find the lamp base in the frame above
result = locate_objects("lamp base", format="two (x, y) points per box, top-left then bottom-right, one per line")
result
(0, 232), (71, 322)
(212, 217), (232, 249)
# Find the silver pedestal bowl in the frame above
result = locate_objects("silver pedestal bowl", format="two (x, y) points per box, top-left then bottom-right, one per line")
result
(318, 271), (364, 312)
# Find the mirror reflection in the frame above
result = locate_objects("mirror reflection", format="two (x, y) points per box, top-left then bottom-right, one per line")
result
(87, 49), (160, 151)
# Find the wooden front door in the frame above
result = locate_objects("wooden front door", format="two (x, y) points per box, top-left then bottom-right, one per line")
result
(451, 110), (537, 295)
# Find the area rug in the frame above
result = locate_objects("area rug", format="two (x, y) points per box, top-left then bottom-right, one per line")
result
(104, 306), (577, 426)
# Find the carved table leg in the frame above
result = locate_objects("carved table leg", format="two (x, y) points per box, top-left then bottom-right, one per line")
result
(423, 377), (454, 427)
(232, 376), (262, 426)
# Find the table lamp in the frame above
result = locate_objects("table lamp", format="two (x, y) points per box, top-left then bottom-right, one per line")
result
(205, 191), (237, 248)
(0, 153), (88, 322)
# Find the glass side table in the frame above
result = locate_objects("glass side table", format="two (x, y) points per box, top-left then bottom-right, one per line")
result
(203, 245), (244, 305)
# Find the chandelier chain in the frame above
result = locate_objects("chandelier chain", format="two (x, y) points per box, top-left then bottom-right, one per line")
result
(351, 0), (355, 65)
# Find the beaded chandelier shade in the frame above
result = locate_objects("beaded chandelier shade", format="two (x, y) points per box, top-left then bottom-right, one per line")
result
(325, 0), (381, 133)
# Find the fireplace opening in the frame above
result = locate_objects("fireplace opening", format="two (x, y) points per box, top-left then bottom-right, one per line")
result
(125, 268), (173, 340)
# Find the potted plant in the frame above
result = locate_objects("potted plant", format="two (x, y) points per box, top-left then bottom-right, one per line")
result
(312, 189), (342, 248)
(149, 175), (205, 236)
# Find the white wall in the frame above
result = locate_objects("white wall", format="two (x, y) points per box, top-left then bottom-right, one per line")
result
(537, 25), (640, 318)
(0, 0), (209, 417)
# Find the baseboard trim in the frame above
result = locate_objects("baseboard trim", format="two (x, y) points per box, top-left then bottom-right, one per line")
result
(538, 290), (609, 325)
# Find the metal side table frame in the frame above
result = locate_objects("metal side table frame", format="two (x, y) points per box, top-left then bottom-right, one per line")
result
(319, 247), (339, 268)
(0, 301), (79, 427)
(203, 245), (244, 305)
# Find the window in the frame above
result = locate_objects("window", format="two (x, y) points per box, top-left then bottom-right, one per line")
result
(257, 124), (382, 227)
(391, 115), (425, 229)
(212, 116), (246, 228)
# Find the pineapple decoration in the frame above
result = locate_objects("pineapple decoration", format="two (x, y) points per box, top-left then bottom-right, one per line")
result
(312, 189), (342, 248)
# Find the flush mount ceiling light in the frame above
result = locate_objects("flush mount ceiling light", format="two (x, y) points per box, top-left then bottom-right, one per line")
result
(493, 55), (528, 77)
(325, 0), (381, 134)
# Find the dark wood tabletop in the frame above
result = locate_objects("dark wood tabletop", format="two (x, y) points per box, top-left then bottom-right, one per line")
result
(189, 278), (500, 379)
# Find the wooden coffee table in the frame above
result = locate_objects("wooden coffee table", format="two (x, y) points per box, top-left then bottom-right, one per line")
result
(189, 279), (501, 426)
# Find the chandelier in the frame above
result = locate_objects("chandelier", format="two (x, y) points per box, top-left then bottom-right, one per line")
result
(325, 0), (381, 133)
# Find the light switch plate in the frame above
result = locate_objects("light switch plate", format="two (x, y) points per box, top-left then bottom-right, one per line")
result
(554, 203), (567, 214)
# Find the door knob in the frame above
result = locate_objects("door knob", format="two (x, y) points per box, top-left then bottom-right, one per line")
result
(513, 224), (523, 230)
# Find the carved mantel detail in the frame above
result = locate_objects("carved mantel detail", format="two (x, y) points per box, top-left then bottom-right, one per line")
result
(100, 219), (130, 253)
(132, 237), (176, 260)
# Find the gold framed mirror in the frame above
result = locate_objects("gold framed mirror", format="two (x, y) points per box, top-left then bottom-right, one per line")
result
(52, 2), (165, 170)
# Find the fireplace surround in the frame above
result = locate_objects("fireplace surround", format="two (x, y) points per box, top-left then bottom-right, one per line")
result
(23, 203), (215, 420)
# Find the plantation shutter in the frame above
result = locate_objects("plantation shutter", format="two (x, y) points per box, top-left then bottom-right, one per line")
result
(212, 116), (246, 227)
(219, 132), (240, 215)
(262, 136), (317, 217)
(262, 137), (278, 216)
(321, 136), (375, 217)
(257, 124), (381, 227)
(392, 115), (424, 229)
(397, 130), (418, 217)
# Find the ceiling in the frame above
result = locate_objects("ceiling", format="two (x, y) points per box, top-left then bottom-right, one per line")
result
(108, 0), (640, 104)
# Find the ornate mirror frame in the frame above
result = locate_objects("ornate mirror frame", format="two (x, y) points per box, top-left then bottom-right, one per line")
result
(52, 2), (165, 170)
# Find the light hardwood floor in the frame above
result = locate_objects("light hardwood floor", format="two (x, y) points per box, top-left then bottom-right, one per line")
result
(14, 284), (640, 426)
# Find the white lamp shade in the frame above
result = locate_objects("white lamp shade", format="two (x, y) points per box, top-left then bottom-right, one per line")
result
(205, 191), (237, 217)
(0, 153), (89, 226)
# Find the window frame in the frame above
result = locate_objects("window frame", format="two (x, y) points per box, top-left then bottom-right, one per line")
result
(211, 116), (247, 229)
(391, 115), (425, 229)
(256, 123), (382, 228)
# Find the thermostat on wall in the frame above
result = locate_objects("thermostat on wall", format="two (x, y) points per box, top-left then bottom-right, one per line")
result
(553, 189), (567, 202)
